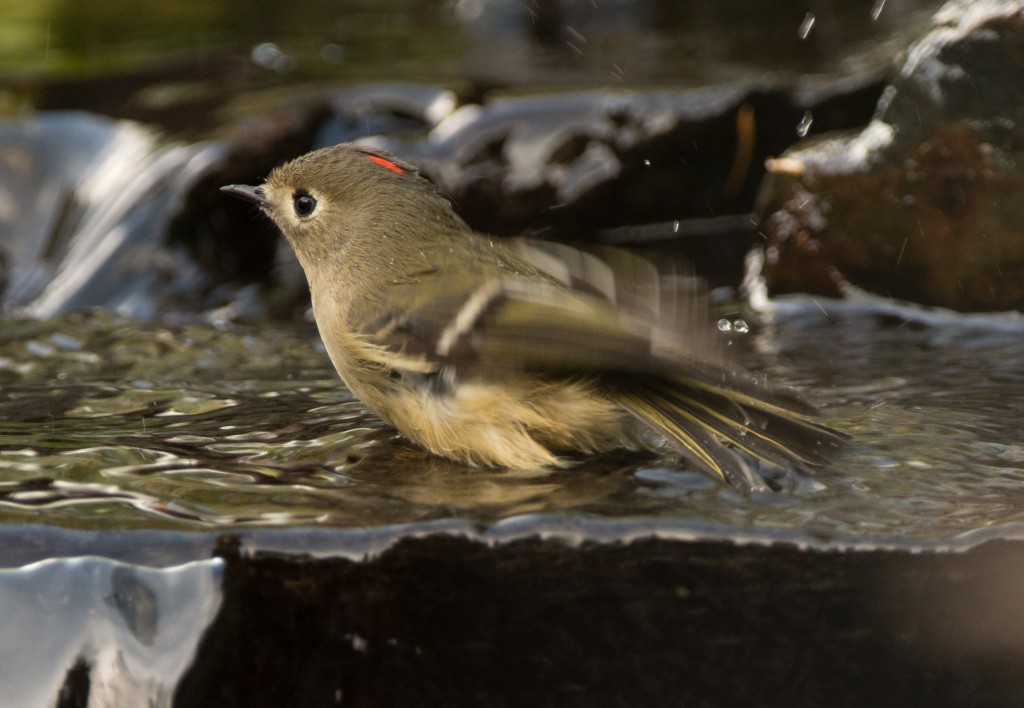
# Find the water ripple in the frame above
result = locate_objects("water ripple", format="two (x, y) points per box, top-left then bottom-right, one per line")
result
(0, 313), (1022, 540)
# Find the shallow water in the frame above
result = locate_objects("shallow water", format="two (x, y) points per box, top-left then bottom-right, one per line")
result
(2, 303), (1021, 543)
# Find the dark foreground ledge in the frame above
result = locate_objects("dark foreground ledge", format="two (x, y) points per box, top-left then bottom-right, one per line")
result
(9, 519), (1024, 707)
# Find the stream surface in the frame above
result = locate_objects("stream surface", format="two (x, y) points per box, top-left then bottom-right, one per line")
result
(1, 301), (1020, 545)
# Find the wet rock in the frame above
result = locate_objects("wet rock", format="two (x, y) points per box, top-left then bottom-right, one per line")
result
(364, 78), (884, 242)
(315, 83), (459, 143)
(10, 522), (1024, 706)
(756, 0), (1024, 311)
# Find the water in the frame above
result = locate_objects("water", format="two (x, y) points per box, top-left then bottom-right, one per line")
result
(1, 302), (1021, 544)
(3, 4), (993, 548)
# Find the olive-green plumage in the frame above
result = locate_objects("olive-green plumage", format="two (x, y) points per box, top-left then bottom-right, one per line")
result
(221, 143), (848, 491)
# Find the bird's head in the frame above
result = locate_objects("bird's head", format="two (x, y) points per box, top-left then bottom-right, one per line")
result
(221, 143), (459, 272)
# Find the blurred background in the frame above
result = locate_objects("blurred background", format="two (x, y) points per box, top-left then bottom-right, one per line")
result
(3, 0), (939, 90)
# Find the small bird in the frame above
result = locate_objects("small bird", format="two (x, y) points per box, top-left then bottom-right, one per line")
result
(222, 143), (847, 491)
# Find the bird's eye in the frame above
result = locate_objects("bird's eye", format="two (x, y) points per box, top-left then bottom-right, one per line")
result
(293, 192), (317, 218)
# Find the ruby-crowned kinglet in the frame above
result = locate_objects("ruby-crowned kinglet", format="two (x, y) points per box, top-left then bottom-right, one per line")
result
(221, 143), (847, 491)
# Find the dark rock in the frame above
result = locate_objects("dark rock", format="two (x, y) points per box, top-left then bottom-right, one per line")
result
(10, 521), (1024, 707)
(175, 523), (1024, 708)
(755, 0), (1024, 311)
(364, 77), (885, 242)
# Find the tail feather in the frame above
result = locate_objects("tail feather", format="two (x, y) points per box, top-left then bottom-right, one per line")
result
(657, 380), (848, 467)
(609, 376), (849, 491)
(613, 386), (769, 491)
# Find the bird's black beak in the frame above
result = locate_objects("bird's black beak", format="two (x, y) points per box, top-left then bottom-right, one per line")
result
(220, 184), (270, 208)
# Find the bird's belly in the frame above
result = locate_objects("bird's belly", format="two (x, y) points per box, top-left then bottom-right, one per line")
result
(313, 308), (634, 468)
(355, 373), (634, 469)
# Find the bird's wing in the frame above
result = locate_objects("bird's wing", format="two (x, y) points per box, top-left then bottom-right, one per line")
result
(348, 260), (704, 380)
(345, 238), (824, 417)
(360, 239), (717, 370)
(609, 375), (849, 489)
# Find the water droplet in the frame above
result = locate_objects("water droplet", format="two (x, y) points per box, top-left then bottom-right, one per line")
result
(453, 0), (484, 22)
(320, 43), (344, 64)
(251, 42), (281, 67)
(796, 111), (813, 137)
(566, 26), (587, 44)
(733, 319), (750, 334)
(26, 340), (55, 358)
(251, 42), (295, 74)
(717, 319), (732, 332)
(643, 159), (651, 167)
(798, 12), (815, 39)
